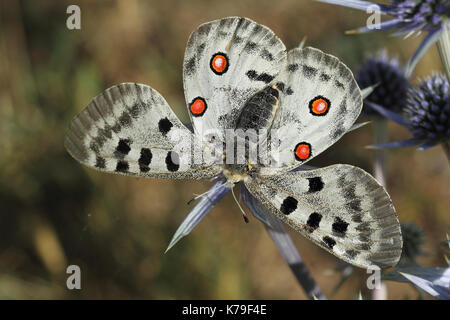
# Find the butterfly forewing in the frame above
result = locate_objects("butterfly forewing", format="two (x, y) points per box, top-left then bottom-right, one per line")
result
(64, 83), (221, 179)
(261, 47), (362, 174)
(183, 17), (286, 140)
(245, 164), (402, 268)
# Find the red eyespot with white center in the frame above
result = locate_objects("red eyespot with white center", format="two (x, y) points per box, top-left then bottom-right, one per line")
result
(309, 96), (330, 116)
(210, 52), (229, 75)
(294, 142), (312, 161)
(189, 97), (207, 117)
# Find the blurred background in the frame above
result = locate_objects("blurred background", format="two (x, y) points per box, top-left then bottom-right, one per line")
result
(0, 0), (448, 299)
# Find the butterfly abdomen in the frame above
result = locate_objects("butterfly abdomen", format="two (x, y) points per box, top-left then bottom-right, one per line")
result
(235, 85), (279, 132)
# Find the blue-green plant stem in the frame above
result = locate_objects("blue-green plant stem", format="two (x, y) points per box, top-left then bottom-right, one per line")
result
(437, 23), (450, 82)
(264, 214), (327, 300)
(241, 185), (326, 300)
(442, 142), (450, 163)
(437, 23), (450, 163)
(373, 119), (388, 187)
(372, 118), (388, 300)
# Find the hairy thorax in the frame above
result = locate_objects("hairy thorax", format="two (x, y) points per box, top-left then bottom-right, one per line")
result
(222, 84), (280, 183)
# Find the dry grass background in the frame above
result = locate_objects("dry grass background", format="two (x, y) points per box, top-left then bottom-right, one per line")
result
(0, 0), (448, 299)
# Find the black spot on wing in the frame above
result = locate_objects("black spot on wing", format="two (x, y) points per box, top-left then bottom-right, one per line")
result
(348, 199), (362, 212)
(217, 31), (228, 39)
(253, 24), (263, 33)
(339, 98), (348, 113)
(158, 117), (173, 135)
(302, 65), (318, 79)
(246, 70), (257, 80)
(307, 177), (324, 192)
(197, 24), (211, 36)
(345, 250), (359, 259)
(119, 111), (132, 127)
(185, 56), (196, 77)
(343, 184), (356, 200)
(280, 196), (298, 215)
(116, 139), (131, 155)
(116, 160), (129, 172)
(98, 125), (113, 140)
(306, 212), (322, 233)
(90, 136), (106, 152)
(275, 82), (285, 92)
(286, 87), (293, 95)
(323, 236), (336, 249)
(320, 73), (331, 81)
(288, 64), (299, 72)
(95, 157), (105, 169)
(138, 148), (152, 172)
(260, 49), (274, 61)
(166, 151), (180, 172)
(232, 35), (243, 44)
(332, 217), (349, 235)
(244, 41), (257, 53)
(245, 70), (274, 84)
(129, 103), (141, 118)
(335, 80), (345, 90)
(331, 124), (346, 140)
(257, 73), (274, 83)
(112, 122), (121, 133)
(197, 43), (206, 56)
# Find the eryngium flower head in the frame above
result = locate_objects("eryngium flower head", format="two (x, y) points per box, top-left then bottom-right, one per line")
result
(317, 0), (450, 74)
(406, 74), (450, 141)
(356, 55), (409, 117)
(389, 0), (450, 32)
(399, 222), (425, 265)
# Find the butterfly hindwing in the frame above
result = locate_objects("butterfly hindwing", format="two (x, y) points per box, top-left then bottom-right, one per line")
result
(183, 17), (286, 140)
(245, 164), (402, 268)
(261, 47), (362, 174)
(65, 83), (221, 179)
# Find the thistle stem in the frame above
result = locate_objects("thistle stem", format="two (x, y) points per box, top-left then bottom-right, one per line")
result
(442, 142), (450, 163)
(437, 23), (450, 82)
(264, 217), (327, 300)
(372, 118), (388, 300)
(434, 24), (450, 164)
(373, 119), (388, 187)
(241, 185), (326, 300)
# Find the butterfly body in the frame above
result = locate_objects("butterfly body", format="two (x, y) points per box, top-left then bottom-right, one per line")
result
(235, 85), (280, 132)
(65, 17), (402, 269)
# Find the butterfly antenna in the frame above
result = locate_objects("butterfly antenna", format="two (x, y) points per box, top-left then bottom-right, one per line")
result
(231, 186), (249, 224)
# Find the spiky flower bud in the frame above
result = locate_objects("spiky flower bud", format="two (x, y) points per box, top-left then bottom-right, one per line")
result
(399, 222), (425, 265)
(406, 74), (450, 141)
(389, 0), (450, 32)
(356, 55), (410, 117)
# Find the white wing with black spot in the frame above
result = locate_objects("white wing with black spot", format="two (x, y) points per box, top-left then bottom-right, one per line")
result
(246, 164), (402, 268)
(260, 47), (362, 175)
(183, 16), (286, 142)
(65, 83), (221, 179)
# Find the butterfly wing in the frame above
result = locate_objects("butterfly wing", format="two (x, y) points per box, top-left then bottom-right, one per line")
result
(245, 165), (402, 268)
(261, 47), (362, 174)
(65, 83), (221, 179)
(183, 16), (286, 141)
